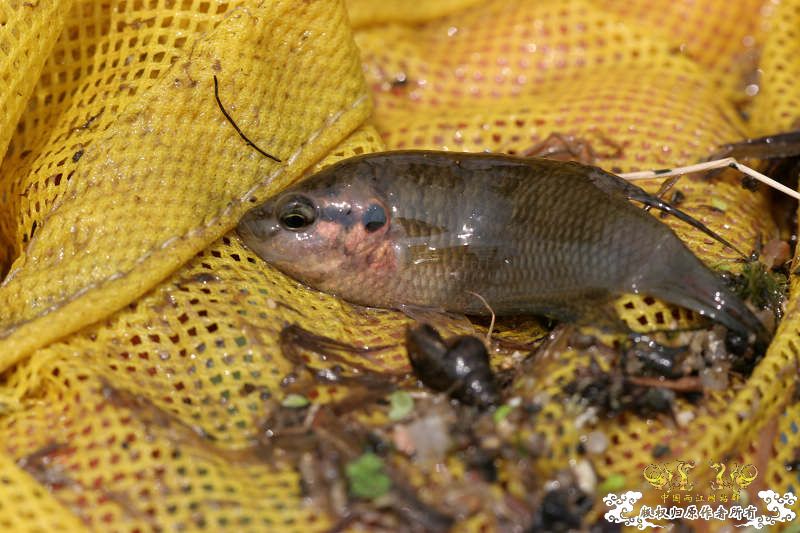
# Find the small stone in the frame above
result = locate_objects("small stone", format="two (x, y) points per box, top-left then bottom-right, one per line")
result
(572, 459), (597, 495)
(584, 431), (608, 455)
(675, 410), (695, 428)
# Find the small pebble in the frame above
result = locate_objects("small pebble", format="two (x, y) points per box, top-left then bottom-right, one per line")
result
(584, 431), (608, 455)
(675, 410), (695, 428)
(704, 326), (728, 362)
(700, 365), (729, 391)
(405, 412), (451, 464)
(573, 406), (598, 429)
(572, 459), (597, 495)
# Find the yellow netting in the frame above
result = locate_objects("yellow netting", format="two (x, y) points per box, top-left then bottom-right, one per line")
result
(0, 0), (798, 530)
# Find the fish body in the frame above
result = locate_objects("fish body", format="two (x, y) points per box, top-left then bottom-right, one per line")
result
(238, 151), (768, 344)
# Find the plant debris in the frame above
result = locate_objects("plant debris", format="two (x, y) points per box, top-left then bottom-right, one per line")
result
(345, 452), (392, 499)
(388, 390), (415, 421)
(728, 260), (788, 320)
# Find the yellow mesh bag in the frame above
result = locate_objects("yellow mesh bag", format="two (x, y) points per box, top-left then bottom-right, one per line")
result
(0, 0), (798, 530)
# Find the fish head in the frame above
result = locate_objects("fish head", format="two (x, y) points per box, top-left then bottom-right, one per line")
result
(237, 171), (395, 290)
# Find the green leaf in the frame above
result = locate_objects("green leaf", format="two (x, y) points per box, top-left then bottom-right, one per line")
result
(711, 198), (728, 211)
(597, 473), (626, 494)
(281, 393), (310, 408)
(493, 404), (513, 423)
(388, 391), (414, 421)
(345, 452), (391, 499)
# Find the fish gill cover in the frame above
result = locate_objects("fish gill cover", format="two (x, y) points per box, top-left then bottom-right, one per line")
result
(0, 0), (798, 531)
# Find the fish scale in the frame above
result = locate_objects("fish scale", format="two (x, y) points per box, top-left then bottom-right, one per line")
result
(238, 151), (768, 346)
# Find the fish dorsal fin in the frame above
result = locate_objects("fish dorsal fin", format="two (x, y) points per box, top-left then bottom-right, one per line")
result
(584, 166), (745, 257)
(714, 129), (800, 160)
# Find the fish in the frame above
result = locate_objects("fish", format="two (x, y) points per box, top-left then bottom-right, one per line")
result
(714, 128), (800, 160)
(237, 151), (769, 347)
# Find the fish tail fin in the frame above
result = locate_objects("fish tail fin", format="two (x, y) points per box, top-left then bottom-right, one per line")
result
(647, 260), (770, 350)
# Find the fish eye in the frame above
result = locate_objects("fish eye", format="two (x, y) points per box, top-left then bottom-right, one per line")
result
(363, 204), (387, 232)
(277, 195), (317, 231)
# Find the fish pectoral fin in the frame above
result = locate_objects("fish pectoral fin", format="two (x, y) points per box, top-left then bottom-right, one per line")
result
(406, 241), (503, 268)
(394, 217), (449, 237)
(501, 291), (623, 332)
(571, 299), (630, 334)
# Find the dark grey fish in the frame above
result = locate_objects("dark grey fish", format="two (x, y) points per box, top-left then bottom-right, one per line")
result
(238, 151), (769, 346)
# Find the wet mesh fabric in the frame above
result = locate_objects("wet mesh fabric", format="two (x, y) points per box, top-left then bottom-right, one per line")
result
(0, 0), (798, 530)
